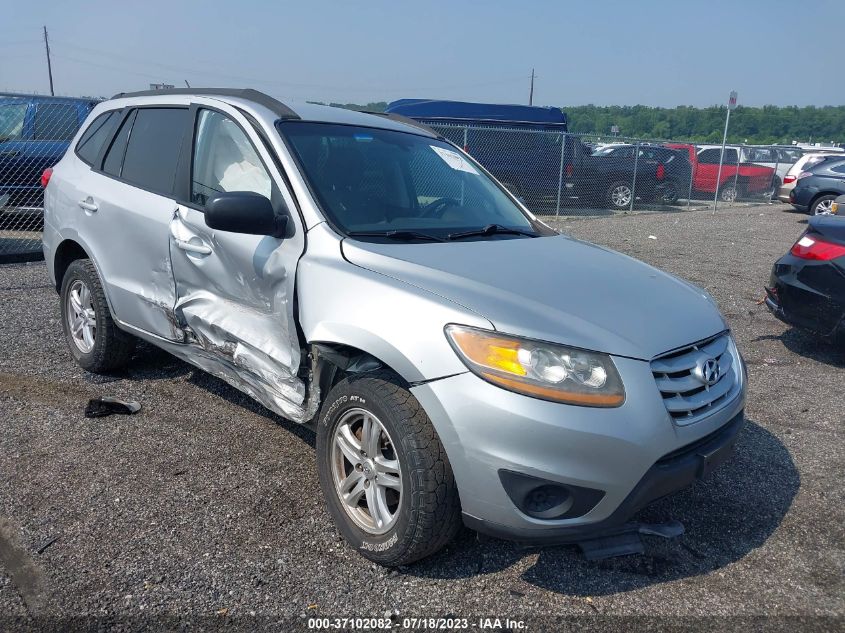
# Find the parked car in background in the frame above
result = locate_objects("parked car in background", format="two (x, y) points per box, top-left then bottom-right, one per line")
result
(385, 99), (573, 210)
(43, 88), (747, 565)
(788, 157), (845, 215)
(778, 151), (845, 203)
(665, 144), (774, 202)
(766, 214), (845, 340)
(593, 144), (692, 203)
(740, 146), (803, 195)
(0, 94), (97, 212)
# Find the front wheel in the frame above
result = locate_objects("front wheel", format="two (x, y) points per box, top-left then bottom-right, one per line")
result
(316, 370), (462, 566)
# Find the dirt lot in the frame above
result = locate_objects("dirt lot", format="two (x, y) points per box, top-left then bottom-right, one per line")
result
(0, 202), (842, 631)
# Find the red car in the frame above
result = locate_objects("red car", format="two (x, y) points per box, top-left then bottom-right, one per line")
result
(666, 144), (775, 202)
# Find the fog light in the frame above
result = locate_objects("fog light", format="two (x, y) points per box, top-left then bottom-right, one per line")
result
(498, 470), (605, 520)
(523, 485), (573, 518)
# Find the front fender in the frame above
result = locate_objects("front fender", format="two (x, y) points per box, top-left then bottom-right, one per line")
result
(297, 223), (491, 383)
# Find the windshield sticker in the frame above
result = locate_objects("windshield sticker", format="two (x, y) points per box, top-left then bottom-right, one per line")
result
(430, 146), (479, 175)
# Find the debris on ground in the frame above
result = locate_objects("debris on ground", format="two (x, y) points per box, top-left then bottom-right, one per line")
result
(84, 397), (142, 418)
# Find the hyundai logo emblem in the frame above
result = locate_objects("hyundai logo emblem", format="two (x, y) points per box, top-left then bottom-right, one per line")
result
(695, 358), (720, 386)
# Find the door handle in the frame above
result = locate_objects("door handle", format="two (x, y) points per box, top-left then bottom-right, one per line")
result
(0, 150), (19, 157)
(78, 199), (98, 212)
(174, 239), (212, 255)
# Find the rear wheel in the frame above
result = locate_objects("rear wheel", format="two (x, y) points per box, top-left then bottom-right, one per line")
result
(810, 194), (836, 216)
(719, 183), (738, 203)
(606, 181), (633, 209)
(316, 369), (462, 566)
(658, 180), (679, 204)
(60, 259), (135, 372)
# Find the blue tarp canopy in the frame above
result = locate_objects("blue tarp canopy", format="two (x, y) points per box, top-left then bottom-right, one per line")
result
(385, 99), (567, 129)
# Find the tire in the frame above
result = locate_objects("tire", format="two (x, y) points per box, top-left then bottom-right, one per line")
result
(60, 258), (135, 373)
(606, 181), (633, 210)
(810, 194), (836, 216)
(316, 369), (462, 566)
(658, 180), (679, 204)
(719, 183), (738, 203)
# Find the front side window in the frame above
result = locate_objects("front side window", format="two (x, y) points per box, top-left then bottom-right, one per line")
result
(33, 103), (79, 141)
(191, 109), (272, 206)
(0, 103), (27, 141)
(280, 122), (542, 238)
(120, 108), (189, 194)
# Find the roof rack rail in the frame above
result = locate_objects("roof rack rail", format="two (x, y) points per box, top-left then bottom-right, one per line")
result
(109, 88), (299, 120)
(364, 111), (440, 138)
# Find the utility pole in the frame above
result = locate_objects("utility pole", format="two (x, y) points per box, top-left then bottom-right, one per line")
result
(43, 26), (54, 96)
(529, 68), (535, 106)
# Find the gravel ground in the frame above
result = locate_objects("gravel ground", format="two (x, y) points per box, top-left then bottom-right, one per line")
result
(0, 202), (842, 631)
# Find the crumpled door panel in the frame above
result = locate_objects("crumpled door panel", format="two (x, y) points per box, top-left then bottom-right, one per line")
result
(168, 207), (312, 422)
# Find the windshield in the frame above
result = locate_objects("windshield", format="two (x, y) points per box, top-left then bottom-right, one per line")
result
(279, 122), (544, 239)
(0, 103), (27, 141)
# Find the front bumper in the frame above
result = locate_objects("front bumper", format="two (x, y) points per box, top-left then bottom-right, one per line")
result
(410, 351), (746, 542)
(464, 410), (744, 544)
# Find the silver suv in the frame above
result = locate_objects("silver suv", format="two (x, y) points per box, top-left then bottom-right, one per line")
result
(42, 89), (747, 565)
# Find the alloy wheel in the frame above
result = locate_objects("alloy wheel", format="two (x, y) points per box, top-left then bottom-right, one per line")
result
(814, 199), (834, 215)
(611, 185), (632, 208)
(331, 408), (403, 535)
(67, 279), (96, 353)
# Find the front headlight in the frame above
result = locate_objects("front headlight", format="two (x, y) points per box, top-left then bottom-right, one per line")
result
(445, 325), (625, 407)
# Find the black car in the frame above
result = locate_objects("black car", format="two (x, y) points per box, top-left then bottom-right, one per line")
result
(594, 144), (692, 203)
(789, 156), (845, 215)
(765, 214), (845, 339)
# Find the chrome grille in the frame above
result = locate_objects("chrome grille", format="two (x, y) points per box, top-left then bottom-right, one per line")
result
(651, 333), (740, 425)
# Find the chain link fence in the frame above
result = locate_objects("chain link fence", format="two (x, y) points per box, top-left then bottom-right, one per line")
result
(0, 91), (803, 262)
(426, 121), (793, 219)
(0, 92), (98, 262)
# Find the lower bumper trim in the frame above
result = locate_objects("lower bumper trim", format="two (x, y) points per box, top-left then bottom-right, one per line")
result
(463, 410), (745, 545)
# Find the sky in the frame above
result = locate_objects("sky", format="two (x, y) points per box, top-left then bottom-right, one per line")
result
(1, 0), (842, 108)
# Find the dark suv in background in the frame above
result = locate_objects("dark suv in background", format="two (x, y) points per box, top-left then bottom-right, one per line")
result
(593, 144), (692, 204)
(0, 94), (97, 212)
(790, 157), (845, 215)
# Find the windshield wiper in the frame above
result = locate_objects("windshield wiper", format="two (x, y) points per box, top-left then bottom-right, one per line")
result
(447, 224), (538, 240)
(346, 230), (446, 242)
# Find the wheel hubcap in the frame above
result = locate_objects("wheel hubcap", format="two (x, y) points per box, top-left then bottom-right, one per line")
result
(331, 408), (402, 535)
(611, 185), (632, 207)
(67, 279), (96, 353)
(721, 187), (737, 202)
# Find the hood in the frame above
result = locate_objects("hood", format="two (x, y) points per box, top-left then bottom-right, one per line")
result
(341, 234), (726, 360)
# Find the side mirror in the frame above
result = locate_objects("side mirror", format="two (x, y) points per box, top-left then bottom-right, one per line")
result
(204, 192), (287, 238)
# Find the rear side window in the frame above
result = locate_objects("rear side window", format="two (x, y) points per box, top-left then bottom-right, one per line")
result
(119, 108), (189, 195)
(698, 148), (737, 165)
(103, 110), (136, 177)
(33, 103), (79, 141)
(76, 111), (120, 165)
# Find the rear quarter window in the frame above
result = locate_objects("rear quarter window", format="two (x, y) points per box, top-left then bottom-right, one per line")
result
(76, 111), (120, 165)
